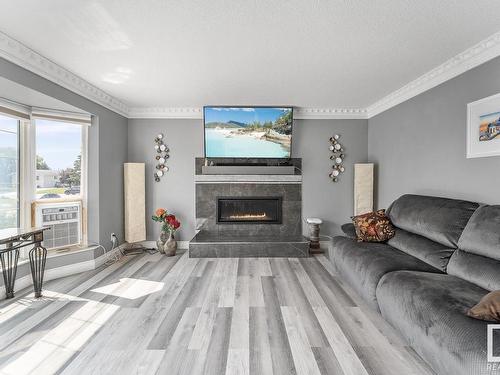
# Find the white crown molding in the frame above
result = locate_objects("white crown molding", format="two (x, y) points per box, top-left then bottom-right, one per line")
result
(128, 106), (369, 119)
(294, 107), (368, 119)
(0, 31), (129, 117)
(367, 31), (500, 118)
(2, 29), (500, 120)
(128, 107), (203, 119)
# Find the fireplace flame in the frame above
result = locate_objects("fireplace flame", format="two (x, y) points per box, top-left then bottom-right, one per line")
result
(228, 213), (268, 220)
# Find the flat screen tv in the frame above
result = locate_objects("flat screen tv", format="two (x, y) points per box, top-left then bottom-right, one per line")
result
(204, 106), (293, 158)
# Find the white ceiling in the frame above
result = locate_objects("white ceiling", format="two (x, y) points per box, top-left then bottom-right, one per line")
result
(1, 0), (500, 117)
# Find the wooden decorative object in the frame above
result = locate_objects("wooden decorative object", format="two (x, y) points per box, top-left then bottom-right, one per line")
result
(329, 134), (345, 182)
(354, 163), (374, 216)
(124, 163), (146, 243)
(154, 133), (170, 182)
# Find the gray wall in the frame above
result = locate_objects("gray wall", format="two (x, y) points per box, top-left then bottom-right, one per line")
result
(0, 57), (128, 250)
(368, 56), (500, 208)
(128, 118), (368, 241)
(128, 119), (203, 241)
(294, 119), (368, 236)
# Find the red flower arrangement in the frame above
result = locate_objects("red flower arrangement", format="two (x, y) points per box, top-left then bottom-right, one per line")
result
(152, 208), (181, 233)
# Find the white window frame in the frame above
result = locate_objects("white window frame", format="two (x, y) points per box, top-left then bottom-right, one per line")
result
(30, 118), (88, 202)
(0, 114), (21, 230)
(27, 118), (90, 248)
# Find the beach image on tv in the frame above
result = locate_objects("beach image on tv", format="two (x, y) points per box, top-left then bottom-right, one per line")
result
(204, 107), (292, 158)
(479, 111), (500, 142)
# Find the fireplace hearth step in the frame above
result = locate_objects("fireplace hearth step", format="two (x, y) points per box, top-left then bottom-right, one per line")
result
(189, 231), (309, 258)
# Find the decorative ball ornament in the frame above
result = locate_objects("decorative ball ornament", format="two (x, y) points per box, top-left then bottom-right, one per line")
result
(154, 133), (170, 182)
(329, 134), (345, 182)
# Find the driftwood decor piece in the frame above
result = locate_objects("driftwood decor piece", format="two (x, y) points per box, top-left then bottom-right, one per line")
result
(354, 163), (374, 215)
(154, 133), (170, 182)
(329, 134), (345, 182)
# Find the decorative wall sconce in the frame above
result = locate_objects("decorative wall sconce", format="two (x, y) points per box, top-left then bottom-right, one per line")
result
(329, 134), (345, 182)
(154, 133), (169, 182)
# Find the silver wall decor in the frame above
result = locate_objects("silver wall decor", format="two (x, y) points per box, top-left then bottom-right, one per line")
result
(154, 133), (170, 182)
(329, 134), (345, 182)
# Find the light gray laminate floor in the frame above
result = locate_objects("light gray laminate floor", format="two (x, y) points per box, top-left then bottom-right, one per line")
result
(0, 251), (436, 375)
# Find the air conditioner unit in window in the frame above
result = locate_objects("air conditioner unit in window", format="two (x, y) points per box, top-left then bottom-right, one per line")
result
(34, 201), (82, 250)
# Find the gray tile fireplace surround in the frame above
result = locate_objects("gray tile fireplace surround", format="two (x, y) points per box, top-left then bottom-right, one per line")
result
(189, 158), (309, 258)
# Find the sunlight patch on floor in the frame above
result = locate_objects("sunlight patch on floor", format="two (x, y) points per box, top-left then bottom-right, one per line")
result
(0, 300), (119, 375)
(90, 278), (164, 300)
(0, 290), (87, 325)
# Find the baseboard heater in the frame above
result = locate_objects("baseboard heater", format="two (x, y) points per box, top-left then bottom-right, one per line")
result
(202, 165), (296, 175)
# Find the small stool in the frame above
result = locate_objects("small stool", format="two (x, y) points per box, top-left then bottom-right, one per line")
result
(306, 218), (323, 254)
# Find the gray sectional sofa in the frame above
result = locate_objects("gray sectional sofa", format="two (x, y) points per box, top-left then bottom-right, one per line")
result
(329, 194), (500, 375)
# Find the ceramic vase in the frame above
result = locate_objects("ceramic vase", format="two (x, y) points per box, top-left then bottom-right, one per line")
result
(156, 231), (168, 254)
(164, 231), (177, 256)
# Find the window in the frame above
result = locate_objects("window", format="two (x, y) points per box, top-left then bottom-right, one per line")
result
(35, 119), (84, 200)
(0, 100), (90, 252)
(0, 115), (19, 230)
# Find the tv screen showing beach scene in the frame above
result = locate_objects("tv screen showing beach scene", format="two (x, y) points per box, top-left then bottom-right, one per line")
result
(204, 106), (293, 158)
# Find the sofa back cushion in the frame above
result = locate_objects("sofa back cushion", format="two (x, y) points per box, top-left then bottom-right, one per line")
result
(457, 205), (500, 260)
(387, 228), (454, 272)
(447, 250), (500, 291)
(447, 205), (500, 291)
(386, 194), (479, 248)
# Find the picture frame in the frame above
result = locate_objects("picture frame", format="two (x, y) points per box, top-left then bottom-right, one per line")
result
(467, 92), (500, 158)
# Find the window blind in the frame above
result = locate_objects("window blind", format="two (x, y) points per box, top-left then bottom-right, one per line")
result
(0, 97), (92, 125)
(31, 108), (92, 126)
(0, 98), (30, 120)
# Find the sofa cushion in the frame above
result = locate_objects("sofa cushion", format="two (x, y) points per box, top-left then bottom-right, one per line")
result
(458, 205), (500, 261)
(376, 271), (499, 375)
(467, 290), (500, 322)
(351, 209), (396, 242)
(447, 250), (500, 292)
(329, 236), (438, 310)
(386, 194), (479, 248)
(387, 228), (455, 272)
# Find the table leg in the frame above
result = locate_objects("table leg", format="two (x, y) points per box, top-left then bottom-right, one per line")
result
(29, 244), (47, 298)
(0, 244), (19, 299)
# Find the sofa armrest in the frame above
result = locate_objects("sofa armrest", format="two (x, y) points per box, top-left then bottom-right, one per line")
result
(341, 223), (357, 239)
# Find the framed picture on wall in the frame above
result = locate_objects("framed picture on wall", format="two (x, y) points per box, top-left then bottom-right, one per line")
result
(467, 92), (500, 158)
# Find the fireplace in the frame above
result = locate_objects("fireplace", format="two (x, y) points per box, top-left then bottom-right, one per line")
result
(217, 196), (282, 224)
